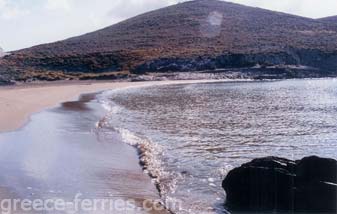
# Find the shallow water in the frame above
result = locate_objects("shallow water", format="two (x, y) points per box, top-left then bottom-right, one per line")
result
(99, 79), (337, 213)
(0, 94), (163, 213)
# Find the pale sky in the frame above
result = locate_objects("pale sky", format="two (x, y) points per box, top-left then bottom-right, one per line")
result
(1, 0), (337, 51)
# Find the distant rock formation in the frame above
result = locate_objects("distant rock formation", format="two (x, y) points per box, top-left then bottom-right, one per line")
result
(222, 156), (337, 213)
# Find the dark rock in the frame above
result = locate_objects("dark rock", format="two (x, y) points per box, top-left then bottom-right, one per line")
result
(296, 156), (337, 184)
(222, 156), (337, 213)
(132, 50), (337, 77)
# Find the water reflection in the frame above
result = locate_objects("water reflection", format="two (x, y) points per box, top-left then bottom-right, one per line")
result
(103, 79), (337, 213)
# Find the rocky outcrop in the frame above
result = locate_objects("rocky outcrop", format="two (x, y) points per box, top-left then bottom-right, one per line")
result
(222, 156), (337, 213)
(132, 52), (298, 73)
(132, 50), (337, 75)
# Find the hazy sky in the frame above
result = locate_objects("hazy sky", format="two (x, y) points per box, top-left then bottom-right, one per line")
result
(1, 0), (337, 51)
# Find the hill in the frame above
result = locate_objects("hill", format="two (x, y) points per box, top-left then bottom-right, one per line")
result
(318, 16), (337, 23)
(318, 16), (337, 29)
(1, 0), (337, 83)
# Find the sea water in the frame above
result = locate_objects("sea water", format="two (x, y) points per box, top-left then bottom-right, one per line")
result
(98, 79), (337, 213)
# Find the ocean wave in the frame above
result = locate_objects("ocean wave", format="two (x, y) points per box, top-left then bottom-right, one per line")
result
(115, 128), (186, 213)
(95, 94), (183, 212)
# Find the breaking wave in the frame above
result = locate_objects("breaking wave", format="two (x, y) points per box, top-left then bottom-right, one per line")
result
(95, 89), (182, 212)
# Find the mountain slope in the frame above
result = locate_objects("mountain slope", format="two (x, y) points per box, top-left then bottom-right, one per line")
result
(1, 0), (337, 82)
(317, 16), (337, 30)
(318, 16), (337, 24)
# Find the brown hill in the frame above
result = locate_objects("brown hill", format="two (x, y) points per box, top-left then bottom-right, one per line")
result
(1, 0), (337, 83)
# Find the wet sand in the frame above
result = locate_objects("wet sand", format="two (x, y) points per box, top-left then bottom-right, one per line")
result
(0, 91), (169, 213)
(0, 80), (223, 133)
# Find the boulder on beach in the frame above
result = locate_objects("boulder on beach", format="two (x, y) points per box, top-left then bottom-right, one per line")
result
(222, 156), (337, 213)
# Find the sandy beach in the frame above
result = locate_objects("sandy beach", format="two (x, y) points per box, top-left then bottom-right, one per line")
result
(0, 80), (223, 133)
(0, 83), (175, 213)
(0, 79), (223, 213)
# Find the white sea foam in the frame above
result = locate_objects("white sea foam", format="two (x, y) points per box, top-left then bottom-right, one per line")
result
(96, 93), (182, 212)
(116, 128), (179, 199)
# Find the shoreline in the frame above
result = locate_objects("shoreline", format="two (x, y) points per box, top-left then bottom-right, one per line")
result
(0, 87), (171, 213)
(1, 78), (336, 213)
(0, 79), (229, 133)
(0, 79), (232, 213)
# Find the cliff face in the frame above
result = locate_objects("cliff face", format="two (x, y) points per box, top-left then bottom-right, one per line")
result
(1, 0), (337, 82)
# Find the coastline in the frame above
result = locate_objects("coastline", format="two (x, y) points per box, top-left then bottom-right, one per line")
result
(0, 79), (234, 213)
(0, 79), (227, 133)
(0, 78), (256, 213)
(0, 89), (173, 213)
(1, 78), (336, 213)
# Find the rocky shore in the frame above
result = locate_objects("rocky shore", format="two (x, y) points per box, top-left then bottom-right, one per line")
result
(132, 50), (337, 75)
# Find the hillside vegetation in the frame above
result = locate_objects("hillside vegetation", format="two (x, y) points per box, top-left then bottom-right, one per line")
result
(1, 0), (337, 83)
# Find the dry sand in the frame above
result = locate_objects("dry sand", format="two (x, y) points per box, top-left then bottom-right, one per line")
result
(0, 80), (223, 132)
